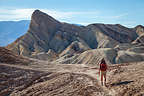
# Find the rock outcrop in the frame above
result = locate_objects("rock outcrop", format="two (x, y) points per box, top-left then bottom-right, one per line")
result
(133, 34), (144, 44)
(115, 50), (144, 63)
(55, 42), (144, 64)
(0, 47), (30, 65)
(31, 49), (58, 61)
(59, 41), (91, 57)
(53, 48), (117, 65)
(135, 25), (144, 36)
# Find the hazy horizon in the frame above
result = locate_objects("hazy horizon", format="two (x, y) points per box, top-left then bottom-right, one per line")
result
(0, 0), (144, 27)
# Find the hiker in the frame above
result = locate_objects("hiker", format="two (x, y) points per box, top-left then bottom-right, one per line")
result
(99, 58), (107, 86)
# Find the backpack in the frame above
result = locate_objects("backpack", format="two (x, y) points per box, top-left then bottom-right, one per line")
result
(100, 63), (107, 71)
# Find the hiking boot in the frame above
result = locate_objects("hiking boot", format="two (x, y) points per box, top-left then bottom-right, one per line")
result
(104, 83), (107, 87)
(101, 82), (103, 86)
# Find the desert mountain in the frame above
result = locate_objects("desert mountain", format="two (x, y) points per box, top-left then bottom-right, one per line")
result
(7, 10), (138, 57)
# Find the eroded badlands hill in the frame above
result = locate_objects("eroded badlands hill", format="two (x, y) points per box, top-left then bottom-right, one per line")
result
(6, 10), (144, 64)
(7, 10), (138, 56)
(0, 47), (30, 65)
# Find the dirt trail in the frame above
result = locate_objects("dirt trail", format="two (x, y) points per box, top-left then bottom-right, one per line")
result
(1, 60), (115, 96)
(28, 60), (144, 96)
(0, 62), (107, 96)
(26, 60), (118, 96)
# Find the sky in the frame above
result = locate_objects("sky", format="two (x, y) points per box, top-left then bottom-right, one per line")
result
(0, 0), (144, 27)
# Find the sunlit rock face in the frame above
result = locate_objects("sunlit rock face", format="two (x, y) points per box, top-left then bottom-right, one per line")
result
(7, 10), (142, 64)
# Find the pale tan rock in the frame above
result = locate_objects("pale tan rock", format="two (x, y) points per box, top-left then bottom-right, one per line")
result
(59, 41), (91, 57)
(54, 48), (117, 65)
(31, 49), (58, 61)
(133, 34), (144, 44)
(116, 50), (144, 64)
(135, 25), (144, 36)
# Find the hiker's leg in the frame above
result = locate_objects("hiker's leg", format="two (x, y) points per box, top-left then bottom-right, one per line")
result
(101, 72), (103, 86)
(104, 72), (107, 86)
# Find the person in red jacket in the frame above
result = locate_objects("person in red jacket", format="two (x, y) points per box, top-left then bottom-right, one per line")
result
(99, 58), (107, 86)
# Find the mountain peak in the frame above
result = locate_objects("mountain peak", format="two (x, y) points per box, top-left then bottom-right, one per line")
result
(32, 9), (48, 17)
(31, 9), (60, 25)
(135, 25), (144, 29)
(33, 9), (41, 13)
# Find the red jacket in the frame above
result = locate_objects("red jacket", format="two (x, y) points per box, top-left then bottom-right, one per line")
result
(100, 60), (107, 71)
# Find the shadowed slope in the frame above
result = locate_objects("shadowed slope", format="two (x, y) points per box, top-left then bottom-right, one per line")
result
(0, 47), (30, 65)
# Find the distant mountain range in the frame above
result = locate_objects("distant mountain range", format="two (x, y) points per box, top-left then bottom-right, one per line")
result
(0, 20), (30, 46)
